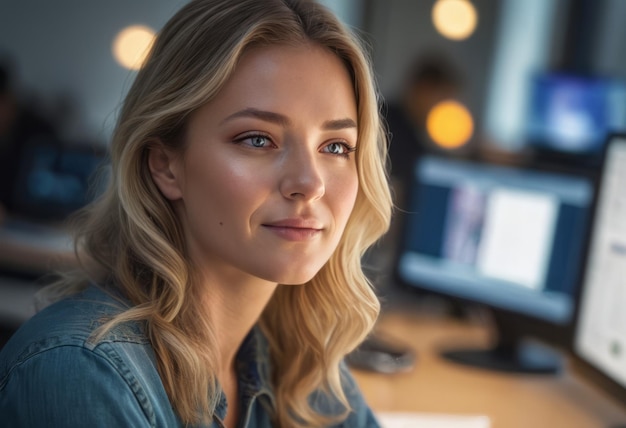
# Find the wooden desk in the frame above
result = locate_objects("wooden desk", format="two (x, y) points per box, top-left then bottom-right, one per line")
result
(353, 310), (626, 428)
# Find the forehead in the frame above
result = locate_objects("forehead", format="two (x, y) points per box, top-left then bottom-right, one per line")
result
(206, 43), (358, 119)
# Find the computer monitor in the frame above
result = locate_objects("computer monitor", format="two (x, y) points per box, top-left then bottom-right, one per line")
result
(395, 155), (593, 373)
(11, 140), (107, 222)
(525, 73), (626, 167)
(573, 133), (626, 405)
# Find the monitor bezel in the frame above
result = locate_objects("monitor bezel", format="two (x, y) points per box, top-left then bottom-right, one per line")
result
(392, 153), (597, 352)
(569, 132), (626, 406)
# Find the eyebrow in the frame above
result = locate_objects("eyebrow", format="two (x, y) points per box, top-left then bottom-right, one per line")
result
(221, 107), (357, 131)
(322, 117), (357, 131)
(222, 108), (291, 127)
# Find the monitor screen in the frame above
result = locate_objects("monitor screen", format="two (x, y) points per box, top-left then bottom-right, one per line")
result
(397, 156), (593, 325)
(11, 141), (107, 222)
(574, 134), (626, 394)
(525, 73), (626, 155)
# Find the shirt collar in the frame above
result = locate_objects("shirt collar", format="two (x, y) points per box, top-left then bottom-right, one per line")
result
(236, 325), (274, 402)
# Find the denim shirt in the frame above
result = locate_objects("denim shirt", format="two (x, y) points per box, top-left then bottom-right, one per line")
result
(0, 285), (380, 427)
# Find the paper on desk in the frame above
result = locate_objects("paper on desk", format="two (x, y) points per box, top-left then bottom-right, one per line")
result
(376, 412), (491, 428)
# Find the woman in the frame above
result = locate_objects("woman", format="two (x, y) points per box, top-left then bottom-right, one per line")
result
(0, 0), (392, 426)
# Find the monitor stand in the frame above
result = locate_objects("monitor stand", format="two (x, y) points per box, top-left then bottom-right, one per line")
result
(440, 311), (562, 374)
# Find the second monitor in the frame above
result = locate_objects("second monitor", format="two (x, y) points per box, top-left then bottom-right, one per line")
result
(395, 156), (593, 373)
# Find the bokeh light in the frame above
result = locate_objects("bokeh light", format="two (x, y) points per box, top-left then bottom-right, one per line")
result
(426, 100), (474, 149)
(112, 25), (156, 70)
(432, 0), (478, 41)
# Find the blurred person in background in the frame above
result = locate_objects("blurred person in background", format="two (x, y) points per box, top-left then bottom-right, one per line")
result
(371, 54), (472, 321)
(384, 53), (462, 207)
(364, 54), (462, 281)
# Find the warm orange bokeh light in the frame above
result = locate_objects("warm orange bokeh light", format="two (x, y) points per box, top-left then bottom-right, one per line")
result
(426, 100), (474, 149)
(112, 25), (156, 71)
(432, 0), (478, 41)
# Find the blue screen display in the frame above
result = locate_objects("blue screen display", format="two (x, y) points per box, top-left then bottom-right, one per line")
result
(12, 141), (107, 221)
(526, 73), (626, 154)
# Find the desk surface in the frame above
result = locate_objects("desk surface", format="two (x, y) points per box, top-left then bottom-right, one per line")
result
(353, 309), (626, 428)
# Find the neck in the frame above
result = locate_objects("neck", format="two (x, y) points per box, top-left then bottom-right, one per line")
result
(198, 269), (278, 373)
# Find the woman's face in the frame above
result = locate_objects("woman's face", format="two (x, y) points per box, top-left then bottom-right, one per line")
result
(158, 43), (359, 285)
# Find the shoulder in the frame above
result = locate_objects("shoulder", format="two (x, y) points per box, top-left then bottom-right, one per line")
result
(0, 286), (179, 427)
(0, 344), (156, 426)
(0, 285), (146, 369)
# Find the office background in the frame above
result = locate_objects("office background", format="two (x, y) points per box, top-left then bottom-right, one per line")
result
(1, 0), (626, 150)
(1, 1), (626, 425)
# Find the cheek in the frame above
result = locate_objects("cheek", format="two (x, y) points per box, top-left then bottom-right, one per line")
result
(183, 156), (260, 225)
(186, 146), (255, 196)
(333, 172), (359, 226)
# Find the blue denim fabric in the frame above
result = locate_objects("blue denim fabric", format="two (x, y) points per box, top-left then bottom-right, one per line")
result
(0, 285), (380, 427)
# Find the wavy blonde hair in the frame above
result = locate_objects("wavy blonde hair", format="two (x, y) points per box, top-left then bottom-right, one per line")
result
(48, 0), (392, 426)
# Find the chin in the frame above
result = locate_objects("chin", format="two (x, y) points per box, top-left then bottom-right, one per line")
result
(247, 253), (333, 285)
(275, 273), (318, 286)
(263, 265), (324, 286)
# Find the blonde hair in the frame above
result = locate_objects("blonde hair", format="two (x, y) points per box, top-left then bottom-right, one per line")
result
(50, 0), (392, 426)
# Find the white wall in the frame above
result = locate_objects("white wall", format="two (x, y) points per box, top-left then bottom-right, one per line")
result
(0, 0), (190, 144)
(483, 0), (561, 150)
(318, 0), (365, 28)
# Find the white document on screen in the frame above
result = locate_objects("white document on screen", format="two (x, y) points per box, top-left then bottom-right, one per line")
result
(576, 140), (626, 388)
(475, 188), (558, 290)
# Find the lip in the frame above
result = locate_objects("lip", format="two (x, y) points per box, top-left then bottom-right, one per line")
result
(262, 218), (324, 241)
(264, 218), (324, 229)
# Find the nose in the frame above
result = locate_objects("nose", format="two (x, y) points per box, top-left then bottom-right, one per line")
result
(279, 146), (325, 201)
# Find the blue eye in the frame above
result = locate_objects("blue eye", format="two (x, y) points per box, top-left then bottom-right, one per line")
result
(234, 133), (274, 149)
(322, 142), (356, 158)
(249, 135), (269, 147)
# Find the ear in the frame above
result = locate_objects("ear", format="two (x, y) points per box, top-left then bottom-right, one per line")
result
(147, 142), (183, 201)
